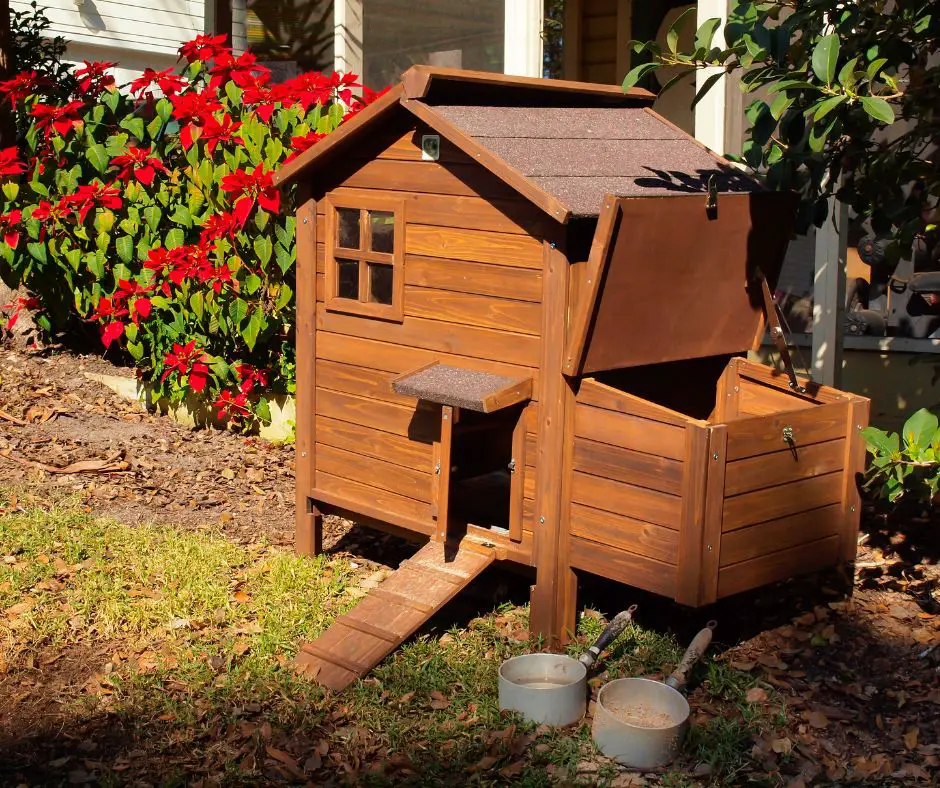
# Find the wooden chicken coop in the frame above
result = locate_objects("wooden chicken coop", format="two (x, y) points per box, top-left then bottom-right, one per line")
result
(274, 66), (870, 691)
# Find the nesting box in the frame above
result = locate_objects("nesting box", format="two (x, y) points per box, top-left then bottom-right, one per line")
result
(275, 67), (869, 690)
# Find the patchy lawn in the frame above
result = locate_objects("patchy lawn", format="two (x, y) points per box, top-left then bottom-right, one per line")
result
(0, 490), (788, 787)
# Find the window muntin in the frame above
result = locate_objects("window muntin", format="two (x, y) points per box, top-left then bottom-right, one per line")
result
(325, 194), (404, 321)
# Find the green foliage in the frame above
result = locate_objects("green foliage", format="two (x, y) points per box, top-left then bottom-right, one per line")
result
(0, 19), (376, 429)
(623, 0), (939, 259)
(862, 408), (940, 503)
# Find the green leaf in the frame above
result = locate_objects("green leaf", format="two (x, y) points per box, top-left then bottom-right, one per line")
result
(120, 116), (146, 141)
(812, 94), (846, 122)
(242, 309), (264, 350)
(170, 204), (193, 227)
(860, 96), (894, 124)
(85, 143), (109, 174)
(769, 92), (793, 121)
(837, 57), (859, 88)
(27, 241), (47, 264)
(811, 34), (840, 84)
(866, 57), (888, 81)
(862, 427), (899, 456)
(229, 298), (249, 328)
(694, 16), (722, 52)
(190, 290), (204, 320)
(690, 71), (725, 109)
(809, 115), (838, 152)
(255, 397), (272, 424)
(253, 235), (273, 267)
(275, 283), (293, 311)
(166, 228), (185, 249)
(902, 408), (938, 450)
(666, 7), (695, 52)
(103, 90), (121, 114)
(244, 273), (262, 295)
(127, 341), (144, 361)
(2, 181), (18, 201)
(143, 206), (162, 233)
(622, 62), (661, 91)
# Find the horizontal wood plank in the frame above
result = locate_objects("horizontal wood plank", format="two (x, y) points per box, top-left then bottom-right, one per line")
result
(738, 379), (817, 417)
(317, 331), (538, 386)
(574, 404), (686, 461)
(722, 471), (843, 532)
(724, 439), (845, 497)
(405, 286), (542, 335)
(406, 225), (544, 269)
(317, 306), (541, 369)
(570, 503), (679, 564)
(720, 504), (842, 566)
(342, 159), (513, 199)
(717, 535), (841, 599)
(405, 256), (543, 302)
(316, 359), (415, 406)
(317, 387), (437, 441)
(570, 537), (677, 597)
(316, 415), (433, 471)
(573, 437), (683, 496)
(317, 443), (432, 502)
(577, 378), (695, 428)
(315, 471), (432, 531)
(724, 402), (848, 461)
(571, 471), (682, 529)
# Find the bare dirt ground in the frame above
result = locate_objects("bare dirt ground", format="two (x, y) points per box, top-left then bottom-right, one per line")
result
(1, 341), (939, 785)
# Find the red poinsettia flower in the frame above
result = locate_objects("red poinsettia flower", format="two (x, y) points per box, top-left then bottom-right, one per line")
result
(144, 246), (191, 294)
(284, 131), (326, 164)
(0, 209), (22, 248)
(170, 90), (223, 149)
(114, 279), (153, 324)
(29, 200), (68, 224)
(241, 83), (278, 122)
(178, 33), (230, 64)
(62, 182), (123, 224)
(129, 67), (189, 99)
(0, 70), (51, 104)
(110, 145), (168, 186)
(0, 147), (25, 177)
(199, 212), (238, 243)
(161, 340), (210, 393)
(213, 388), (251, 421)
(29, 100), (85, 138)
(220, 163), (279, 226)
(281, 72), (332, 111)
(3, 295), (39, 333)
(75, 60), (117, 96)
(234, 363), (268, 394)
(93, 295), (128, 348)
(200, 113), (241, 154)
(209, 51), (270, 91)
(346, 84), (392, 119)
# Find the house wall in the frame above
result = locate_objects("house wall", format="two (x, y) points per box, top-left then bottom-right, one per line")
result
(308, 122), (553, 563)
(12, 0), (207, 81)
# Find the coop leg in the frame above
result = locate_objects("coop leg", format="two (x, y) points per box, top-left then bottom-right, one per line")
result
(530, 566), (578, 647)
(296, 500), (323, 557)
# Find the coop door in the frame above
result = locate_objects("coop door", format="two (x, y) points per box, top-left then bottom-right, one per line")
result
(432, 405), (527, 543)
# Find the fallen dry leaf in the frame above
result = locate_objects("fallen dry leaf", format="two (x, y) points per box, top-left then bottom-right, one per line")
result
(805, 710), (829, 729)
(745, 687), (768, 703)
(904, 727), (919, 750)
(772, 737), (793, 755)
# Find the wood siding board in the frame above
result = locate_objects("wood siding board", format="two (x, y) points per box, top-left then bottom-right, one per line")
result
(509, 407), (530, 543)
(405, 286), (542, 335)
(314, 472), (433, 533)
(717, 535), (840, 599)
(340, 159), (526, 200)
(571, 471), (682, 529)
(840, 398), (870, 561)
(710, 360), (740, 421)
(435, 406), (454, 541)
(569, 503), (678, 564)
(724, 402), (849, 461)
(723, 439), (846, 497)
(676, 424), (709, 606)
(316, 387), (438, 441)
(699, 425), (728, 604)
(406, 225), (544, 269)
(316, 308), (541, 369)
(734, 358), (843, 404)
(722, 471), (844, 532)
(316, 332), (539, 387)
(316, 415), (433, 471)
(576, 377), (697, 427)
(316, 359), (417, 407)
(574, 404), (686, 461)
(573, 437), (683, 495)
(738, 379), (817, 416)
(570, 537), (677, 597)
(720, 503), (842, 567)
(316, 443), (432, 502)
(405, 256), (543, 302)
(295, 185), (318, 556)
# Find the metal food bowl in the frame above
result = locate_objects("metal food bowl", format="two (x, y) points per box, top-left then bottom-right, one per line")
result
(498, 653), (587, 726)
(592, 677), (691, 768)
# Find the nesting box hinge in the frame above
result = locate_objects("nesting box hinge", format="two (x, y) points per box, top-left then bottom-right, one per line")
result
(756, 269), (808, 395)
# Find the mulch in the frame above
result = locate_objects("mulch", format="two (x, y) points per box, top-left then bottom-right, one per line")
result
(1, 338), (939, 785)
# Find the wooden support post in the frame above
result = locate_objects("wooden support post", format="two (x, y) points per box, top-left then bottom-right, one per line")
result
(295, 183), (319, 557)
(562, 0), (582, 81)
(433, 405), (454, 543)
(675, 424), (709, 606)
(840, 397), (870, 562)
(699, 424), (727, 605)
(530, 238), (576, 646)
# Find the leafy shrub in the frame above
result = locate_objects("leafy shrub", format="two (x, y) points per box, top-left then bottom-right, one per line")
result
(862, 409), (940, 503)
(0, 16), (383, 428)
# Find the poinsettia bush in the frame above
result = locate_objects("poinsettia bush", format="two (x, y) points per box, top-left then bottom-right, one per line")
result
(0, 24), (383, 429)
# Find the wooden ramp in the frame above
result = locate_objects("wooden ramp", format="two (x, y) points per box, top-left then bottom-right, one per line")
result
(295, 540), (495, 691)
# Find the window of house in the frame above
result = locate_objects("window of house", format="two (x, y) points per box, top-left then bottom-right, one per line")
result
(325, 194), (404, 321)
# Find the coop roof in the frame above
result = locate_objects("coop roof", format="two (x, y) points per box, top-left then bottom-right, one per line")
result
(275, 67), (760, 222)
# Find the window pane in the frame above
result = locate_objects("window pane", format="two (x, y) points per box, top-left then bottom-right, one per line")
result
(337, 258), (360, 299)
(243, 0), (334, 76)
(369, 263), (394, 305)
(362, 0), (505, 89)
(337, 208), (361, 249)
(369, 211), (395, 253)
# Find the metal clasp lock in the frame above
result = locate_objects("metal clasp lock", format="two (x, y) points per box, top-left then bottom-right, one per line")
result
(508, 458), (516, 474)
(782, 426), (797, 459)
(434, 461), (441, 476)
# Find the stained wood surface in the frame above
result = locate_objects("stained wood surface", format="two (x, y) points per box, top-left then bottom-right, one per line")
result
(316, 415), (432, 471)
(406, 225), (543, 268)
(699, 425), (728, 605)
(572, 438), (683, 496)
(296, 539), (494, 690)
(316, 442), (432, 502)
(405, 256), (543, 302)
(574, 404), (686, 461)
(840, 398), (870, 560)
(314, 472), (433, 534)
(723, 439), (846, 497)
(717, 535), (840, 599)
(569, 537), (677, 597)
(720, 504), (842, 567)
(676, 425), (709, 606)
(733, 357), (843, 404)
(435, 406), (453, 541)
(572, 471), (682, 529)
(404, 287), (542, 335)
(722, 471), (843, 532)
(724, 402), (848, 462)
(576, 378), (696, 427)
(569, 504), (678, 564)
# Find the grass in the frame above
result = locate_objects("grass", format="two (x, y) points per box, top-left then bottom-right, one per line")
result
(0, 490), (788, 786)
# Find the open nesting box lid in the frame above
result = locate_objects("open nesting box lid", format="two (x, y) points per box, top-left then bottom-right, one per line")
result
(392, 363), (532, 413)
(564, 189), (798, 376)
